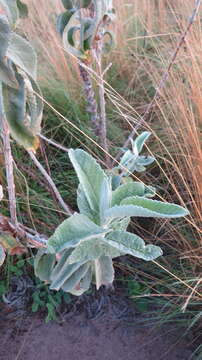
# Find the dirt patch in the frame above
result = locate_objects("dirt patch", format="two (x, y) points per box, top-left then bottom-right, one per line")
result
(0, 311), (193, 360)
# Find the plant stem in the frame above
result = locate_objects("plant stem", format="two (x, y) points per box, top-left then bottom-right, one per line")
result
(0, 115), (17, 226)
(39, 134), (70, 153)
(94, 37), (110, 166)
(27, 150), (73, 216)
(115, 0), (202, 163)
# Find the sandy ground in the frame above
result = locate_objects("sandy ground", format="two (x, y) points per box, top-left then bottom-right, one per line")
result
(0, 311), (193, 360)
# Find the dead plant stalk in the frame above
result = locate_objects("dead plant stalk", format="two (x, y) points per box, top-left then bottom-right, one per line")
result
(0, 115), (17, 225)
(27, 150), (73, 216)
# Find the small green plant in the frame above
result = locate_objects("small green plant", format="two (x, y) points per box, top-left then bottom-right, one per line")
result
(126, 277), (151, 313)
(0, 255), (27, 302)
(34, 136), (189, 296)
(31, 279), (71, 323)
(109, 131), (156, 190)
(118, 132), (155, 175)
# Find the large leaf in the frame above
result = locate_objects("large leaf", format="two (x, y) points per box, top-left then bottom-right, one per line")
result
(34, 250), (56, 282)
(94, 255), (114, 290)
(2, 72), (39, 150)
(0, 244), (5, 266)
(69, 149), (107, 213)
(48, 213), (107, 253)
(0, 14), (17, 87)
(121, 196), (189, 217)
(104, 196), (189, 220)
(105, 231), (162, 261)
(7, 33), (37, 80)
(61, 262), (90, 292)
(67, 238), (121, 264)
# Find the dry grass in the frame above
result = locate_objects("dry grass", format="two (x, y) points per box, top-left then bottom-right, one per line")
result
(21, 0), (201, 309)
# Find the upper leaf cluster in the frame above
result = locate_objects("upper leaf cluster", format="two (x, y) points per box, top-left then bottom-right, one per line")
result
(57, 0), (115, 60)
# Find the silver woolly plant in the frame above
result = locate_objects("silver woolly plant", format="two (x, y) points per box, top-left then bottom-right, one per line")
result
(35, 140), (189, 296)
(0, 0), (43, 151)
(119, 132), (155, 175)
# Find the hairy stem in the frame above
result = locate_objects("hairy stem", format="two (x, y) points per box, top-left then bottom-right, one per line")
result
(27, 150), (73, 216)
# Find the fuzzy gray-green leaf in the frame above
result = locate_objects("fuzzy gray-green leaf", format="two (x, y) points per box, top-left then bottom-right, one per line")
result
(69, 149), (107, 213)
(105, 196), (189, 220)
(105, 230), (163, 261)
(121, 196), (189, 218)
(7, 33), (37, 80)
(0, 14), (17, 87)
(2, 72), (39, 150)
(48, 213), (107, 253)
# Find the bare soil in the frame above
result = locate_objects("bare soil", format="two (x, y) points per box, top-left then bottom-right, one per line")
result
(0, 310), (193, 360)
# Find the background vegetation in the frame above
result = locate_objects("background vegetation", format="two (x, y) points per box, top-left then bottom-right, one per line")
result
(1, 0), (202, 356)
